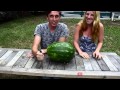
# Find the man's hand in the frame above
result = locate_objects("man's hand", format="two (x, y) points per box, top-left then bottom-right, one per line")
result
(36, 51), (45, 61)
(27, 51), (34, 58)
(41, 49), (47, 54)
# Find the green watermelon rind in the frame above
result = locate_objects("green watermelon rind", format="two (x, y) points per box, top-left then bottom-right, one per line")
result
(47, 42), (75, 63)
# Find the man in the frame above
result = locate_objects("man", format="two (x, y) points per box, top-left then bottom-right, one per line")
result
(32, 11), (69, 61)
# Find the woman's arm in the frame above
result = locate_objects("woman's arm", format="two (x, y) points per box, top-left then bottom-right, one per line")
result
(74, 24), (83, 54)
(95, 23), (104, 52)
(93, 23), (104, 59)
(74, 24), (90, 59)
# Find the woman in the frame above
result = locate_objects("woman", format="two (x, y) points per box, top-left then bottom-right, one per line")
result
(74, 11), (104, 59)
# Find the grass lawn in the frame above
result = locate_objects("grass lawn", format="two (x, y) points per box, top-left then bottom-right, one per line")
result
(0, 15), (120, 79)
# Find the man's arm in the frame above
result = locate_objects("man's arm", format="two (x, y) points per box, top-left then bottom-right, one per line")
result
(32, 35), (41, 56)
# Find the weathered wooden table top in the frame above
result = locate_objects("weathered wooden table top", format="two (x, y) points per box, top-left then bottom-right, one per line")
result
(0, 48), (120, 79)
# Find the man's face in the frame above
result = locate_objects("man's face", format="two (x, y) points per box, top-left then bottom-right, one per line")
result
(47, 11), (61, 27)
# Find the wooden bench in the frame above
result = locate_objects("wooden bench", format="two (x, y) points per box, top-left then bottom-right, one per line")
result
(0, 48), (120, 79)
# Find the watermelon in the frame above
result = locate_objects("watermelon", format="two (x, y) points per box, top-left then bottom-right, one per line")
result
(47, 42), (75, 63)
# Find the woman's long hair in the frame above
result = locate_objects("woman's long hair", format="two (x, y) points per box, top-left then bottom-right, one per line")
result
(77, 11), (100, 42)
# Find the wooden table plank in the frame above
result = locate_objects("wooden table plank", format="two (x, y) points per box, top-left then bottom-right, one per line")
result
(12, 51), (30, 68)
(36, 61), (43, 69)
(101, 52), (118, 55)
(5, 51), (24, 67)
(75, 54), (85, 71)
(83, 58), (93, 71)
(24, 58), (36, 68)
(0, 48), (30, 51)
(42, 55), (65, 70)
(113, 55), (120, 64)
(0, 49), (8, 58)
(31, 60), (38, 68)
(47, 61), (58, 70)
(42, 55), (50, 69)
(48, 62), (65, 70)
(90, 57), (101, 71)
(107, 55), (120, 71)
(0, 66), (120, 79)
(65, 57), (76, 71)
(96, 58), (110, 71)
(55, 63), (65, 70)
(0, 51), (17, 66)
(82, 52), (94, 71)
(0, 50), (13, 63)
(102, 55), (118, 71)
(31, 60), (42, 69)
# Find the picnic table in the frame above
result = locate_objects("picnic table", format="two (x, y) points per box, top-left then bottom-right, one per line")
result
(0, 48), (120, 79)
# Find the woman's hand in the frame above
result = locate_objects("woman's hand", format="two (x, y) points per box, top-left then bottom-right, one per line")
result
(93, 51), (102, 59)
(79, 52), (90, 59)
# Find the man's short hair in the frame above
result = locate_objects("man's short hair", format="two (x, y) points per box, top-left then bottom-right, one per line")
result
(46, 11), (61, 16)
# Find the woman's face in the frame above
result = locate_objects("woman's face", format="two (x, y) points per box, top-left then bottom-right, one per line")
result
(85, 11), (95, 25)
